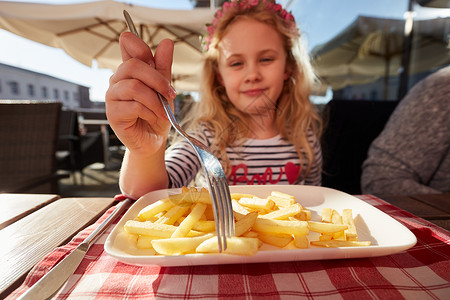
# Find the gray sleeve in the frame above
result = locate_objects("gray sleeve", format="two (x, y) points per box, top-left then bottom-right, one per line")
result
(361, 67), (450, 195)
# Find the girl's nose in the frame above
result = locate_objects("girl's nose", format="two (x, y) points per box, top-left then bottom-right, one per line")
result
(245, 64), (262, 83)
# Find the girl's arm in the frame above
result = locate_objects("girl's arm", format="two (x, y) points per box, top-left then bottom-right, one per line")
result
(106, 32), (175, 198)
(119, 145), (169, 199)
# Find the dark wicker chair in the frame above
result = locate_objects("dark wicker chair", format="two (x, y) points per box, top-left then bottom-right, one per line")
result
(320, 99), (398, 194)
(0, 100), (69, 193)
(56, 109), (105, 184)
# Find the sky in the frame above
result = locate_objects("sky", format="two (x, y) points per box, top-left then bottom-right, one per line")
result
(0, 0), (447, 102)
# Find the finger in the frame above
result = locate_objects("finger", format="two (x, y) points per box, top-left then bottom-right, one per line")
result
(109, 58), (176, 101)
(106, 78), (169, 122)
(107, 98), (158, 129)
(106, 100), (169, 151)
(154, 39), (174, 81)
(107, 99), (169, 135)
(119, 32), (155, 67)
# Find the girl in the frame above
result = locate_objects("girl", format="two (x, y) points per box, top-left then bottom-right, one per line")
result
(106, 0), (322, 199)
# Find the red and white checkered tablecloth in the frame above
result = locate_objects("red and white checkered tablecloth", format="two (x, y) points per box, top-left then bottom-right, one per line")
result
(7, 195), (450, 299)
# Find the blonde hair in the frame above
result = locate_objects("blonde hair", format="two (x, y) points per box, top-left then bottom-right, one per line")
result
(182, 1), (321, 180)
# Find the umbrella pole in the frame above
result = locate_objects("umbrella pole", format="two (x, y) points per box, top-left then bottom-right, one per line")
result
(384, 65), (389, 100)
(384, 35), (390, 100)
(398, 0), (414, 101)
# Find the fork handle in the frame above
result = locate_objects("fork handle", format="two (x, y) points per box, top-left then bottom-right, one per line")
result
(157, 93), (206, 149)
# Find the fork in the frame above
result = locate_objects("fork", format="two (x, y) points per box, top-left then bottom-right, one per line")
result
(123, 10), (234, 252)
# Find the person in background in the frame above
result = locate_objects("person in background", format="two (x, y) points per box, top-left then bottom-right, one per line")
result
(361, 66), (450, 195)
(105, 0), (322, 199)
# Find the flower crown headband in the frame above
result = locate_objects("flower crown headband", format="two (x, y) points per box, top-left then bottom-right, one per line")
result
(203, 0), (296, 51)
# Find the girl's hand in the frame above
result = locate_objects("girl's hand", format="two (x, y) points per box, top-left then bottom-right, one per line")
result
(105, 32), (176, 157)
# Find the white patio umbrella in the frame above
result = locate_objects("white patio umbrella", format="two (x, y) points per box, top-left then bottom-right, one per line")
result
(0, 0), (215, 91)
(311, 16), (450, 96)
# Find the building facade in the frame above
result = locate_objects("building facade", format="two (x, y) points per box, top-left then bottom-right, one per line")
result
(0, 62), (92, 109)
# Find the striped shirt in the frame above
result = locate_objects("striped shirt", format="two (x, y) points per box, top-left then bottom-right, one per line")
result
(165, 127), (322, 187)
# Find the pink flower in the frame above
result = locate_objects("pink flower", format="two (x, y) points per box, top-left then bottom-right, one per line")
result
(222, 2), (232, 11)
(207, 25), (214, 35)
(274, 4), (282, 12)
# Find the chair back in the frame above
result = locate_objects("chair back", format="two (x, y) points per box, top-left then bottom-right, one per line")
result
(0, 100), (62, 193)
(321, 99), (398, 194)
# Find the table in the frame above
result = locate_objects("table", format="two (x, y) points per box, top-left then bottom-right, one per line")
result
(0, 194), (116, 298)
(0, 194), (60, 230)
(3, 193), (450, 299)
(380, 193), (450, 230)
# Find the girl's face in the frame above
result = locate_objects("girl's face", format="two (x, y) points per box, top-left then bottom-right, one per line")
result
(217, 18), (289, 118)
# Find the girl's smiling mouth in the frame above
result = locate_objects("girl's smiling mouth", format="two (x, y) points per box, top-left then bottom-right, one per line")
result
(242, 88), (267, 97)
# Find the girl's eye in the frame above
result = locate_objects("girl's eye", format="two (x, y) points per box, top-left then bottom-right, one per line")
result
(229, 61), (243, 67)
(261, 57), (274, 63)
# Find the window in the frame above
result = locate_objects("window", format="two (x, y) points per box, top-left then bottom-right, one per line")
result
(28, 84), (35, 97)
(64, 90), (69, 100)
(53, 88), (59, 99)
(8, 81), (19, 95)
(73, 92), (79, 101)
(42, 86), (48, 98)
(0, 80), (2, 93)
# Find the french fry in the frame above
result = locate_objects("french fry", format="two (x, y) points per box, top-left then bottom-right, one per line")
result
(125, 220), (178, 237)
(238, 197), (275, 211)
(310, 240), (371, 248)
(235, 211), (258, 236)
(331, 210), (346, 240)
(342, 209), (358, 241)
(271, 191), (295, 201)
(321, 208), (332, 223)
(171, 203), (207, 238)
(253, 218), (309, 236)
(137, 199), (175, 221)
(168, 187), (212, 205)
(258, 203), (302, 220)
(196, 236), (260, 256)
(231, 193), (258, 200)
(194, 220), (216, 232)
(294, 209), (311, 221)
(152, 234), (213, 255)
(231, 199), (251, 221)
(124, 220), (203, 238)
(319, 233), (333, 241)
(258, 232), (293, 248)
(155, 204), (190, 225)
(136, 235), (163, 249)
(177, 217), (216, 233)
(267, 195), (296, 207)
(203, 205), (215, 220)
(241, 230), (259, 238)
(293, 235), (309, 249)
(308, 221), (348, 233)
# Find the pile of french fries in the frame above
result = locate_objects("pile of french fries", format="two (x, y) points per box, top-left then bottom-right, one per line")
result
(123, 187), (371, 256)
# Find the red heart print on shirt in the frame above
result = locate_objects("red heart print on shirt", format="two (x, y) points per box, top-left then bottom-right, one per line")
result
(285, 162), (300, 184)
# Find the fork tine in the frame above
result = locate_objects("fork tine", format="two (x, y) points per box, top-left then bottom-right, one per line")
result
(214, 178), (228, 251)
(213, 178), (228, 252)
(206, 177), (225, 252)
(217, 178), (235, 237)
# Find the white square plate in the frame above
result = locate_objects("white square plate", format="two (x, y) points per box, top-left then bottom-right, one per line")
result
(104, 185), (416, 266)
